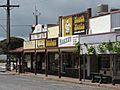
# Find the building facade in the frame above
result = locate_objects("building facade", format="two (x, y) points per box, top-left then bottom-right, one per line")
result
(22, 8), (120, 84)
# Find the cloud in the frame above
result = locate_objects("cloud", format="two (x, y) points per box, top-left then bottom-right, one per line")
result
(0, 0), (120, 39)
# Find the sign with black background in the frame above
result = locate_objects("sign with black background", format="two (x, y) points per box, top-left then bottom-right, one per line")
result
(72, 13), (88, 34)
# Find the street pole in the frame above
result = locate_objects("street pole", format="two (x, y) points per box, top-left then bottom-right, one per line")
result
(33, 5), (41, 25)
(0, 0), (19, 70)
(58, 47), (61, 78)
(34, 40), (37, 75)
(6, 0), (11, 71)
(33, 5), (41, 75)
(78, 35), (81, 81)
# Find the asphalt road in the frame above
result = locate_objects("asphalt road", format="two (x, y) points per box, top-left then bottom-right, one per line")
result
(0, 63), (118, 90)
(0, 72), (117, 90)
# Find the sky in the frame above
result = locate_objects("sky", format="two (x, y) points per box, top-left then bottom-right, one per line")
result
(0, 0), (120, 40)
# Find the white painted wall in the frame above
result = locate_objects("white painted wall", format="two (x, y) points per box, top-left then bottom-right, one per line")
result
(111, 12), (120, 30)
(32, 24), (42, 33)
(89, 14), (111, 34)
(117, 35), (120, 41)
(0, 54), (6, 60)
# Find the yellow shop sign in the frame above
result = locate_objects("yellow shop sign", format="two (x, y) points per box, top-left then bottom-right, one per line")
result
(37, 39), (45, 49)
(46, 39), (57, 47)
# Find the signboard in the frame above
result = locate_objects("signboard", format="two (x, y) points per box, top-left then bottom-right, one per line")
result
(90, 14), (110, 34)
(37, 39), (45, 49)
(46, 39), (58, 47)
(62, 12), (88, 36)
(63, 16), (73, 36)
(24, 41), (35, 49)
(31, 24), (47, 40)
(58, 35), (79, 47)
(73, 13), (87, 34)
(31, 33), (46, 40)
(32, 24), (47, 33)
(80, 33), (116, 44)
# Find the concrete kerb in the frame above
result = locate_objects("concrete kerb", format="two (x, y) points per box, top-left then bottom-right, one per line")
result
(20, 74), (120, 90)
(5, 71), (120, 90)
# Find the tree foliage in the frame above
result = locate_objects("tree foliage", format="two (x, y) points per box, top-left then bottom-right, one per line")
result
(84, 43), (96, 55)
(75, 42), (80, 53)
(0, 37), (24, 52)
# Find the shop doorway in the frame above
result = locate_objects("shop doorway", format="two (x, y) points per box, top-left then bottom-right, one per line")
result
(61, 52), (79, 78)
(48, 52), (59, 76)
(37, 53), (45, 74)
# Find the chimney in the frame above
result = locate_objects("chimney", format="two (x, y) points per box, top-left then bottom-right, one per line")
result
(87, 8), (92, 18)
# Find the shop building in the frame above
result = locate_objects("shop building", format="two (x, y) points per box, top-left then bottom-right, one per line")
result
(10, 5), (120, 84)
(23, 24), (59, 76)
(57, 8), (91, 79)
(23, 8), (91, 79)
(80, 9), (120, 83)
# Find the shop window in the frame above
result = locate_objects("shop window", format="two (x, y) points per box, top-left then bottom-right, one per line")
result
(49, 53), (58, 72)
(61, 53), (79, 73)
(100, 55), (110, 70)
(116, 55), (120, 73)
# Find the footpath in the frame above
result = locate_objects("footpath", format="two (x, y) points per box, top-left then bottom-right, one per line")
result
(5, 71), (120, 90)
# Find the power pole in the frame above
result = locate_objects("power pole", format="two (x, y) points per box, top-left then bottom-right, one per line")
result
(0, 0), (19, 70)
(33, 5), (41, 25)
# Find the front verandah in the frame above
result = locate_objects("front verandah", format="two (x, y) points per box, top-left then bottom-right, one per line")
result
(88, 54), (120, 84)
(23, 52), (46, 74)
(22, 50), (120, 84)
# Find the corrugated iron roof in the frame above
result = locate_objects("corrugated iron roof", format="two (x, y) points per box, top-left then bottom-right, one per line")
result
(9, 47), (23, 53)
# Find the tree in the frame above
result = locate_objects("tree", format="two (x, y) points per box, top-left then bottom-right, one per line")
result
(0, 37), (24, 53)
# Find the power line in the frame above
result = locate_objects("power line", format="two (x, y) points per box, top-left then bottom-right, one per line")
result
(0, 24), (31, 26)
(0, 24), (6, 32)
(0, 19), (6, 20)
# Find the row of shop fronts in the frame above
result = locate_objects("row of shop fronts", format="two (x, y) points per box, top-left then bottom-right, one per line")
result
(23, 35), (81, 78)
(12, 32), (120, 82)
(10, 8), (120, 84)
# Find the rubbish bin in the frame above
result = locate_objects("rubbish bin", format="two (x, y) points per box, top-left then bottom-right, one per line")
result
(18, 65), (22, 73)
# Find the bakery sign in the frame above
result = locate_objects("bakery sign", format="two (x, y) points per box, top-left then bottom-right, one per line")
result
(58, 35), (79, 47)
